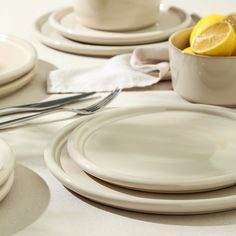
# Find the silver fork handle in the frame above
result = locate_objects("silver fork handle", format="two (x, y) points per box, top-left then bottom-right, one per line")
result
(0, 108), (63, 129)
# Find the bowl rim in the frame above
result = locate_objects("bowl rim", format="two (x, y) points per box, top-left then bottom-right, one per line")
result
(169, 27), (236, 59)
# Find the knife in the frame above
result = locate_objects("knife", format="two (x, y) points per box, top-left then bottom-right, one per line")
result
(0, 92), (96, 116)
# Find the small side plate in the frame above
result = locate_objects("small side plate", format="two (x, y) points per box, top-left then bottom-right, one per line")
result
(0, 35), (37, 85)
(67, 104), (236, 193)
(48, 6), (192, 46)
(33, 12), (169, 57)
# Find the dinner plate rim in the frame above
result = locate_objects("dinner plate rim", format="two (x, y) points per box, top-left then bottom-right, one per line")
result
(67, 104), (236, 193)
(44, 106), (236, 214)
(0, 171), (14, 202)
(0, 138), (15, 186)
(33, 11), (170, 56)
(0, 63), (37, 98)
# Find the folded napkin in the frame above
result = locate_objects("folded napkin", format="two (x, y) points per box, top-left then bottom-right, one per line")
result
(47, 43), (170, 93)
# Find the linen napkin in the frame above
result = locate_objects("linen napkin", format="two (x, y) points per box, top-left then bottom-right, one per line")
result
(47, 43), (170, 93)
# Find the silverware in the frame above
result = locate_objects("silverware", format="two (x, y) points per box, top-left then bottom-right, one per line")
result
(0, 92), (96, 117)
(0, 89), (121, 129)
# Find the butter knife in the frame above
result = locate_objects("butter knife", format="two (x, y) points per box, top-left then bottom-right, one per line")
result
(0, 92), (95, 116)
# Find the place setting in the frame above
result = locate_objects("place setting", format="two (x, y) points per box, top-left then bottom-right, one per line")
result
(1, 0), (236, 223)
(33, 0), (195, 56)
(39, 11), (236, 215)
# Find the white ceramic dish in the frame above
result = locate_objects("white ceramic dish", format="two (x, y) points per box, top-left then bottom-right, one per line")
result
(74, 0), (161, 31)
(34, 12), (170, 57)
(0, 138), (15, 186)
(0, 64), (37, 98)
(49, 6), (192, 46)
(169, 28), (236, 106)
(0, 35), (37, 86)
(45, 117), (236, 215)
(0, 172), (14, 202)
(68, 105), (236, 193)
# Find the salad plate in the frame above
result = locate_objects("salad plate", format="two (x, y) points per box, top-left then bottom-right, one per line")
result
(49, 6), (192, 46)
(68, 105), (236, 193)
(0, 35), (37, 85)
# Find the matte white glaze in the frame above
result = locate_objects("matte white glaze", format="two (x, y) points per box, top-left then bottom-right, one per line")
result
(0, 138), (15, 186)
(0, 35), (37, 85)
(74, 0), (161, 31)
(48, 6), (192, 46)
(45, 114), (236, 215)
(67, 105), (236, 193)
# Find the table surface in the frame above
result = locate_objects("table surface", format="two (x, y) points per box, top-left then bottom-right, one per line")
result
(1, 0), (236, 235)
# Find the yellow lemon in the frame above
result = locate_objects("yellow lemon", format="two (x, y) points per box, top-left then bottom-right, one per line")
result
(190, 14), (224, 45)
(223, 13), (236, 31)
(224, 13), (236, 56)
(192, 22), (236, 56)
(183, 47), (195, 55)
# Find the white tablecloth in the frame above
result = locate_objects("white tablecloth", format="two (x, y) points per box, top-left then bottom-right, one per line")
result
(1, 1), (236, 235)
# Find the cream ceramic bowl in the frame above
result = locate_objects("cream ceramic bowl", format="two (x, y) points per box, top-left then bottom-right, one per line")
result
(74, 0), (161, 31)
(169, 28), (236, 106)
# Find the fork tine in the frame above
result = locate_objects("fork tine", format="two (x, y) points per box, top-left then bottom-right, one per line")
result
(83, 88), (121, 112)
(90, 89), (121, 112)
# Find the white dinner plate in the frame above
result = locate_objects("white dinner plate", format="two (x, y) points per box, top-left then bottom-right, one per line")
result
(0, 171), (14, 202)
(49, 6), (192, 46)
(0, 35), (37, 85)
(45, 117), (236, 215)
(0, 64), (37, 98)
(34, 12), (171, 57)
(0, 138), (15, 186)
(67, 105), (236, 193)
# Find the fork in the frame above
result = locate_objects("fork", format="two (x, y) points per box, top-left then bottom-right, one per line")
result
(0, 88), (121, 129)
(0, 92), (96, 117)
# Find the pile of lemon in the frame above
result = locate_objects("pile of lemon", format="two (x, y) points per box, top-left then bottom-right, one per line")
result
(184, 13), (236, 56)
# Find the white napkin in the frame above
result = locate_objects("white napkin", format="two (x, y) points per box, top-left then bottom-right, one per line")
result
(47, 43), (170, 93)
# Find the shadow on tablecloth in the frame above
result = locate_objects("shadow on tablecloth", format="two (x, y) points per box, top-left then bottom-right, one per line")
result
(0, 59), (57, 108)
(68, 189), (236, 227)
(0, 164), (50, 236)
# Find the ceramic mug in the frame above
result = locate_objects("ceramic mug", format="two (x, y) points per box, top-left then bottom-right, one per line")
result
(74, 0), (161, 31)
(169, 27), (236, 106)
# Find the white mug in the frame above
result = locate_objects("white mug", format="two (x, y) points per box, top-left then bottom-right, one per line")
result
(74, 0), (161, 31)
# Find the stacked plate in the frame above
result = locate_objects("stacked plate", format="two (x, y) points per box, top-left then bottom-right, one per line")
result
(45, 104), (236, 215)
(0, 35), (38, 98)
(34, 5), (194, 57)
(0, 138), (15, 202)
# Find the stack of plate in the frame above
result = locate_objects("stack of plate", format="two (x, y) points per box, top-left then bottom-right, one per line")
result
(45, 104), (236, 215)
(0, 35), (38, 98)
(34, 5), (193, 57)
(0, 138), (15, 202)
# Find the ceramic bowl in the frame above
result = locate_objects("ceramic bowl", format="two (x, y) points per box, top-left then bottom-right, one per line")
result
(169, 27), (236, 106)
(74, 0), (161, 31)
